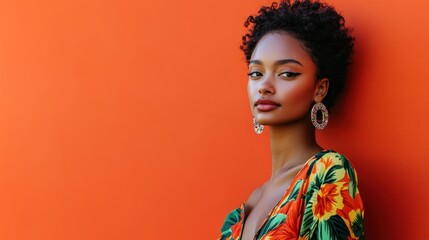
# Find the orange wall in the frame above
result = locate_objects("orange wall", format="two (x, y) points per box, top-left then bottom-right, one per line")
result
(0, 0), (428, 239)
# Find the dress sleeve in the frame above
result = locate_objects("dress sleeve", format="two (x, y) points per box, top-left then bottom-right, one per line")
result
(299, 152), (364, 240)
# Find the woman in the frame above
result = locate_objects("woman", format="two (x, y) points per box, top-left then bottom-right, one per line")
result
(218, 0), (364, 239)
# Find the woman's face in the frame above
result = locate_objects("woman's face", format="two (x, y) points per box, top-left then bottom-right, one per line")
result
(248, 31), (327, 127)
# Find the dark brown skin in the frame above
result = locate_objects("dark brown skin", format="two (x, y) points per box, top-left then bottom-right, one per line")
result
(242, 31), (329, 239)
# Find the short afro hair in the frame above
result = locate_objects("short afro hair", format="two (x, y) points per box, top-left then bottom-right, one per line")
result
(241, 0), (354, 110)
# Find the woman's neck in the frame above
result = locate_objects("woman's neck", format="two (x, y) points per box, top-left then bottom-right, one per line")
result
(268, 119), (322, 178)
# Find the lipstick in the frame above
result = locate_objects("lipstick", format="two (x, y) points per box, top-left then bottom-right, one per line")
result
(255, 99), (280, 112)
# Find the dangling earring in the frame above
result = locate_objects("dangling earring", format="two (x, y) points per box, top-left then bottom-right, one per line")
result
(311, 102), (328, 129)
(253, 117), (264, 134)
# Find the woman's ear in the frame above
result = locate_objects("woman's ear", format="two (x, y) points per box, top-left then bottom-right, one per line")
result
(313, 78), (329, 102)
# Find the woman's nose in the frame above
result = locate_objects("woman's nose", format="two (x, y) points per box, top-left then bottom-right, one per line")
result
(258, 75), (275, 95)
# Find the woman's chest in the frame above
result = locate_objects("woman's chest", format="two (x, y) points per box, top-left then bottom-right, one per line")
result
(240, 178), (308, 240)
(241, 187), (290, 240)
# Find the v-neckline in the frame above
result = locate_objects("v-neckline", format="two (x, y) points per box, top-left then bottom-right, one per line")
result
(240, 150), (329, 240)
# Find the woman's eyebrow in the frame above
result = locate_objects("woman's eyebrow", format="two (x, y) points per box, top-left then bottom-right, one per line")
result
(249, 59), (303, 66)
(274, 59), (303, 66)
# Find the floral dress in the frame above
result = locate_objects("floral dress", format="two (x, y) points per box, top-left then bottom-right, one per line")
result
(218, 150), (364, 240)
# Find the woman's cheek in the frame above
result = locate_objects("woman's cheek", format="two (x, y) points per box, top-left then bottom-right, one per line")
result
(282, 81), (314, 113)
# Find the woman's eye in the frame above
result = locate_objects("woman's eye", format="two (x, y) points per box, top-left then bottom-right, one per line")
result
(247, 71), (263, 78)
(279, 72), (301, 79)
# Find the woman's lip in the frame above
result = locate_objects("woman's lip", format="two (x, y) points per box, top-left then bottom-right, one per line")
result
(256, 104), (279, 111)
(255, 99), (280, 105)
(255, 99), (280, 111)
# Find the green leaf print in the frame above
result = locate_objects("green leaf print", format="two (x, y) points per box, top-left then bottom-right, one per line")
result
(314, 150), (328, 159)
(305, 175), (321, 206)
(338, 154), (358, 198)
(279, 180), (302, 208)
(220, 208), (241, 238)
(317, 215), (350, 240)
(300, 201), (317, 238)
(324, 164), (344, 184)
(300, 175), (321, 236)
(352, 211), (364, 239)
(306, 151), (327, 178)
(257, 214), (286, 239)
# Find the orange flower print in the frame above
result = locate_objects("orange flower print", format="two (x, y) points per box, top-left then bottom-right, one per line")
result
(263, 203), (301, 240)
(230, 221), (242, 239)
(312, 182), (345, 221)
(320, 156), (334, 169)
(309, 155), (345, 184)
(277, 200), (293, 215)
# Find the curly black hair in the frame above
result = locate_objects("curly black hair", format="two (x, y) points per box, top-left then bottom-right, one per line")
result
(241, 0), (354, 110)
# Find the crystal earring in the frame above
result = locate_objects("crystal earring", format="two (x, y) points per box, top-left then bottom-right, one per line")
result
(311, 102), (328, 129)
(253, 117), (264, 134)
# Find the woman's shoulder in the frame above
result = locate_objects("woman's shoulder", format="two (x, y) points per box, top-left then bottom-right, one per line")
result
(300, 149), (364, 239)
(308, 149), (355, 169)
(305, 149), (359, 185)
(313, 149), (350, 162)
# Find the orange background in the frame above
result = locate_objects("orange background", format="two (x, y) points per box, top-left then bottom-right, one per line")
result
(0, 0), (428, 239)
